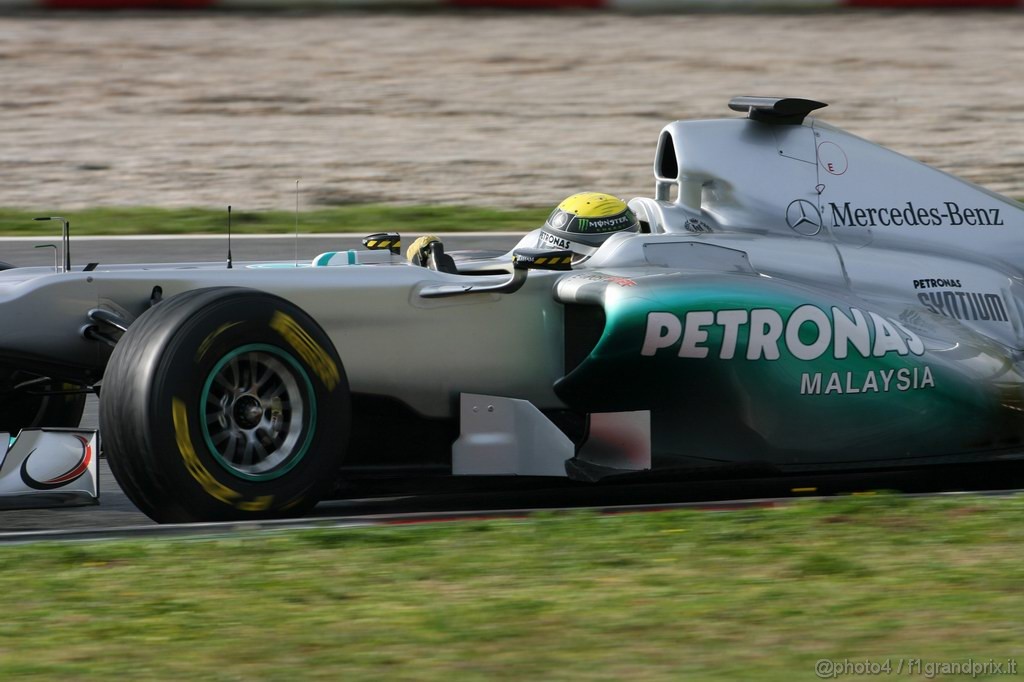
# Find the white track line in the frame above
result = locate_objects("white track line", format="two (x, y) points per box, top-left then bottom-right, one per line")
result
(3, 489), (1023, 545)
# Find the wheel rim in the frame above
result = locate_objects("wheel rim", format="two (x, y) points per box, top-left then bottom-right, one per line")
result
(200, 344), (316, 481)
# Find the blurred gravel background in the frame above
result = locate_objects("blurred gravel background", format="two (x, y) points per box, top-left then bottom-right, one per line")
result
(1, 12), (1022, 210)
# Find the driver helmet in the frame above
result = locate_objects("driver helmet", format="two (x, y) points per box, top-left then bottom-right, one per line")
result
(533, 192), (640, 260)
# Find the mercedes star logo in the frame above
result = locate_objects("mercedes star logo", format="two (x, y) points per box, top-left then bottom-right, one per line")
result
(785, 199), (823, 236)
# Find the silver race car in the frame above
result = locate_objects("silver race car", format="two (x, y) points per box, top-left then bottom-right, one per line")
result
(1, 96), (1022, 523)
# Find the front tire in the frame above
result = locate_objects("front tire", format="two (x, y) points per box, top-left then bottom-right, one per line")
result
(101, 287), (350, 523)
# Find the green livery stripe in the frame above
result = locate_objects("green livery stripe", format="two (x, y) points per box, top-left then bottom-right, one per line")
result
(313, 252), (336, 267)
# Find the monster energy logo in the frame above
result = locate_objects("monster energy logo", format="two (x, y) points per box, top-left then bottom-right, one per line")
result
(573, 213), (633, 234)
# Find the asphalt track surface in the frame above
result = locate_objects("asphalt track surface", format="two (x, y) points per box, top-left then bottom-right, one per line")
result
(2, 235), (1024, 535)
(6, 444), (1024, 537)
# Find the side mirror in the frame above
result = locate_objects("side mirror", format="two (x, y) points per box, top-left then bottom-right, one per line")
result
(362, 232), (401, 255)
(419, 248), (573, 299)
(512, 248), (574, 271)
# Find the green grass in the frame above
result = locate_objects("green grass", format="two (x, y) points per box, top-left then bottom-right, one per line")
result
(1, 495), (1022, 680)
(0, 206), (550, 237)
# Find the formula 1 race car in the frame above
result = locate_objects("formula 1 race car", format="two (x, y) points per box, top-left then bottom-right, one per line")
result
(1, 96), (1023, 523)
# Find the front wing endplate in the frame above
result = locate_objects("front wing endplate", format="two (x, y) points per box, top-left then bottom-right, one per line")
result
(0, 429), (99, 509)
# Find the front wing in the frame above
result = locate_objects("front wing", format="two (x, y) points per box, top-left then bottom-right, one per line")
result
(0, 429), (99, 509)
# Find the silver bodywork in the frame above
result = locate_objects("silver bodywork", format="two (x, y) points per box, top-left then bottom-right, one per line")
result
(631, 117), (1023, 349)
(0, 263), (570, 417)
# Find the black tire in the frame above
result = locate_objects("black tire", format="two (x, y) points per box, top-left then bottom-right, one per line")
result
(0, 370), (86, 433)
(100, 287), (351, 523)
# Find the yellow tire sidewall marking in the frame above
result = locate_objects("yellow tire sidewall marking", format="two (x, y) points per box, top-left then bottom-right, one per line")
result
(172, 397), (244, 507)
(237, 495), (274, 512)
(196, 321), (242, 363)
(269, 311), (340, 391)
